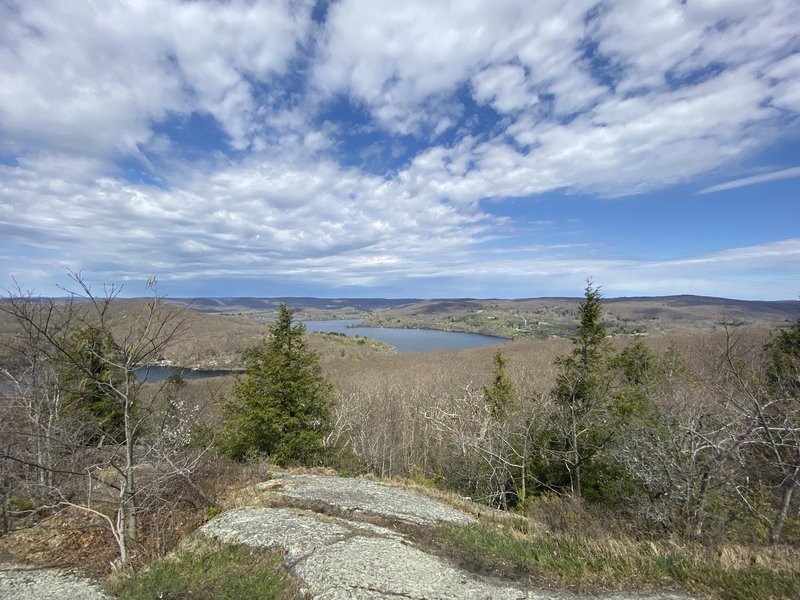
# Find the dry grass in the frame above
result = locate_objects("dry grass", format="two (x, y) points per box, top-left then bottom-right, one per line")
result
(0, 509), (120, 578)
(433, 520), (800, 599)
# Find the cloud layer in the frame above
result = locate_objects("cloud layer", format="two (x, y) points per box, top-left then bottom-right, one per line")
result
(1, 0), (798, 298)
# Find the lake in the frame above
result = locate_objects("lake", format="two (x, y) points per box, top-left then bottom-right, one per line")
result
(1, 366), (238, 390)
(3, 324), (508, 389)
(136, 366), (236, 383)
(137, 321), (507, 383)
(303, 319), (507, 353)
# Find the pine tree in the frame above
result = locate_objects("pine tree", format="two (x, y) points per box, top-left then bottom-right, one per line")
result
(219, 303), (334, 465)
(552, 279), (614, 498)
(766, 316), (800, 397)
(484, 350), (514, 420)
(60, 324), (126, 445)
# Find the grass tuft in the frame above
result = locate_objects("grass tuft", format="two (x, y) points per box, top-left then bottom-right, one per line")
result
(435, 522), (800, 600)
(109, 538), (301, 600)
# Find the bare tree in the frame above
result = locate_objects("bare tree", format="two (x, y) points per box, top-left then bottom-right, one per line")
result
(713, 322), (800, 543)
(0, 272), (201, 566)
(613, 327), (800, 542)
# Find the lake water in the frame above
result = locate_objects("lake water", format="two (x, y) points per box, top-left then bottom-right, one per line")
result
(303, 319), (507, 353)
(1, 366), (238, 390)
(136, 366), (236, 383)
(136, 321), (507, 383)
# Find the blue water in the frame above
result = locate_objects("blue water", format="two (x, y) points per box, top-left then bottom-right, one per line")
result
(303, 319), (507, 353)
(137, 321), (506, 383)
(136, 366), (236, 383)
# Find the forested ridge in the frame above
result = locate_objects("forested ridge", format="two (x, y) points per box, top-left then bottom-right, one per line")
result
(1, 276), (798, 598)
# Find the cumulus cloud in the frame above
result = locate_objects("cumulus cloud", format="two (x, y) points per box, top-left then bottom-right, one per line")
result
(0, 0), (313, 158)
(314, 0), (598, 133)
(312, 0), (798, 196)
(0, 153), (496, 287)
(1, 1), (799, 298)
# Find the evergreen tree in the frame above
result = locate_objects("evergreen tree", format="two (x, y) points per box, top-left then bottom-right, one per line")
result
(482, 350), (521, 508)
(766, 316), (800, 397)
(612, 339), (658, 419)
(484, 350), (514, 420)
(219, 303), (334, 465)
(552, 279), (615, 498)
(60, 324), (126, 445)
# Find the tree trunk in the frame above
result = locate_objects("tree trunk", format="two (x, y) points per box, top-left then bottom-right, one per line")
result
(691, 466), (711, 539)
(122, 392), (137, 550)
(113, 499), (128, 568)
(43, 387), (59, 488)
(1, 478), (9, 534)
(771, 466), (799, 544)
(124, 462), (137, 540)
(571, 404), (581, 499)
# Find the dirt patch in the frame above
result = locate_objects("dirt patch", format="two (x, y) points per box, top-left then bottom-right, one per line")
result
(0, 513), (118, 579)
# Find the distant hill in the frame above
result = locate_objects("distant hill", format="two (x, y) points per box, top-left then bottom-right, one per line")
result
(161, 295), (798, 340)
(165, 294), (797, 313)
(603, 295), (799, 323)
(348, 295), (799, 338)
(3, 295), (796, 372)
(167, 297), (421, 313)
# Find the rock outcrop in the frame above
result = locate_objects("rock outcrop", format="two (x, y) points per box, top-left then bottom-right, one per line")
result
(0, 564), (112, 600)
(201, 474), (693, 600)
(0, 474), (696, 599)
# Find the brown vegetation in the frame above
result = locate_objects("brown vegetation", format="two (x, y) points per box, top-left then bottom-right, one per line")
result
(1, 284), (797, 596)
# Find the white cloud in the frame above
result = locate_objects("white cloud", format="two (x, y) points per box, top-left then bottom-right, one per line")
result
(403, 239), (800, 300)
(699, 166), (800, 194)
(1, 1), (799, 299)
(315, 0), (597, 134)
(765, 53), (800, 113)
(311, 0), (798, 197)
(0, 0), (314, 158)
(472, 65), (534, 113)
(0, 153), (496, 288)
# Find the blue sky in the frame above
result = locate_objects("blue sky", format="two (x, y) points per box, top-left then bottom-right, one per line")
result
(1, 0), (799, 300)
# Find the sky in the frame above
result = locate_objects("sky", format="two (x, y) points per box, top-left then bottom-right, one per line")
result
(1, 0), (799, 300)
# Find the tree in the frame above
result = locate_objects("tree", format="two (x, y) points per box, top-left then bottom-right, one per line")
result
(0, 289), (70, 492)
(662, 322), (800, 542)
(484, 350), (514, 421)
(605, 343), (712, 537)
(219, 303), (334, 465)
(761, 317), (800, 543)
(0, 273), (190, 566)
(59, 324), (126, 445)
(766, 315), (800, 397)
(551, 279), (616, 499)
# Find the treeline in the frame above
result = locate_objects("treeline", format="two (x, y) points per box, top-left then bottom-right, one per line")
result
(1, 276), (797, 574)
(329, 282), (800, 546)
